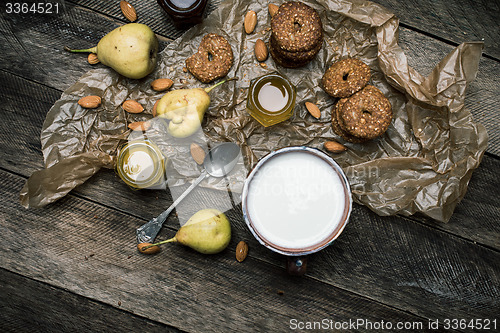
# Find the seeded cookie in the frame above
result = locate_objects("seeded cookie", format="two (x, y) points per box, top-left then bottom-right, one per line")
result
(186, 33), (233, 83)
(322, 58), (371, 98)
(268, 38), (309, 68)
(331, 98), (369, 143)
(271, 1), (323, 53)
(338, 85), (392, 140)
(270, 1), (323, 68)
(270, 34), (323, 64)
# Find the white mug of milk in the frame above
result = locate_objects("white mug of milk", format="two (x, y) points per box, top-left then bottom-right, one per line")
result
(242, 146), (352, 275)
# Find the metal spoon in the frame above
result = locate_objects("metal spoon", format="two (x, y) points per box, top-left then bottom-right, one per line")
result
(136, 142), (241, 243)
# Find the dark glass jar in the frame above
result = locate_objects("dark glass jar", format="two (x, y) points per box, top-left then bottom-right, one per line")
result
(157, 0), (208, 29)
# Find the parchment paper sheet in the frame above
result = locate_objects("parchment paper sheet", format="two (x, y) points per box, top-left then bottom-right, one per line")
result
(20, 0), (487, 222)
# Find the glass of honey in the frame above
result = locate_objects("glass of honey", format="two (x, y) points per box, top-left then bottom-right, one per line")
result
(246, 73), (296, 127)
(116, 140), (166, 190)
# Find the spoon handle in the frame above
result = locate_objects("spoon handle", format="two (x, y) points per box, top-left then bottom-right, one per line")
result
(136, 170), (208, 243)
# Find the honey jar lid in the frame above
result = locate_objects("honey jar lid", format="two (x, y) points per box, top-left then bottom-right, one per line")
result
(116, 140), (166, 189)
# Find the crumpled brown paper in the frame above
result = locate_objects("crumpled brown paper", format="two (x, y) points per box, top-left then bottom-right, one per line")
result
(20, 0), (487, 223)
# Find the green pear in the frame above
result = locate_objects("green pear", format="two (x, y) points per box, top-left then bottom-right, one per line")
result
(65, 23), (158, 79)
(156, 78), (234, 138)
(145, 209), (231, 254)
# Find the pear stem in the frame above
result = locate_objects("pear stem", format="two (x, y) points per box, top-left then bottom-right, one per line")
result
(204, 77), (237, 93)
(141, 237), (178, 251)
(64, 46), (98, 54)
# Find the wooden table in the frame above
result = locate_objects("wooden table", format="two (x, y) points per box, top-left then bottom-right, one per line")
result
(1, 0), (499, 331)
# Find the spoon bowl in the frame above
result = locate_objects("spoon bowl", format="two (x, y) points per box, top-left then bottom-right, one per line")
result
(204, 142), (241, 177)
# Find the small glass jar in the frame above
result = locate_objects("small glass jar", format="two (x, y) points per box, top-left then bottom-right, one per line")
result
(246, 73), (296, 127)
(116, 140), (166, 190)
(157, 0), (208, 29)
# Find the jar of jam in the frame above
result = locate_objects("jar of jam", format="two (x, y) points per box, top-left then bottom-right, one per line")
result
(116, 140), (167, 190)
(157, 0), (208, 29)
(246, 73), (297, 127)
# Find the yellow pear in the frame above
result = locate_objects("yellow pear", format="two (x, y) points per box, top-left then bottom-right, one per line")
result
(156, 78), (235, 138)
(144, 208), (231, 254)
(65, 23), (158, 79)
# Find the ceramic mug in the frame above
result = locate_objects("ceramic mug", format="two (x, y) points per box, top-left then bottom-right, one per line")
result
(242, 146), (352, 275)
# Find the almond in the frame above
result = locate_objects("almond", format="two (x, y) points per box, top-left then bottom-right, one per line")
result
(152, 100), (159, 117)
(87, 53), (100, 65)
(305, 102), (321, 119)
(122, 100), (144, 113)
(128, 121), (151, 131)
(244, 10), (257, 34)
(151, 78), (173, 92)
(324, 141), (347, 153)
(137, 243), (160, 255)
(120, 0), (137, 22)
(268, 4), (279, 17)
(78, 96), (101, 109)
(254, 39), (268, 62)
(190, 143), (206, 165)
(236, 241), (249, 262)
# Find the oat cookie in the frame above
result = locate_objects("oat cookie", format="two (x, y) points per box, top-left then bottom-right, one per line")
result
(268, 38), (309, 68)
(269, 1), (323, 68)
(270, 34), (323, 63)
(271, 1), (323, 53)
(186, 33), (233, 83)
(322, 58), (371, 98)
(331, 99), (368, 143)
(338, 85), (392, 139)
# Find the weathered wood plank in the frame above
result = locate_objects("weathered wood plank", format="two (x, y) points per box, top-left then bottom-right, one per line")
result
(2, 169), (499, 327)
(72, 0), (500, 62)
(310, 203), (500, 320)
(0, 1), (170, 91)
(72, 0), (222, 40)
(0, 171), (426, 332)
(372, 0), (500, 60)
(0, 268), (179, 332)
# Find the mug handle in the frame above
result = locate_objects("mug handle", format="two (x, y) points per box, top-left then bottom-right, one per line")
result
(286, 256), (308, 275)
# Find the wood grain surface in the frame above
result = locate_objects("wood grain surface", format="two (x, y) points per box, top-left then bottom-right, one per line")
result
(0, 268), (179, 332)
(0, 0), (499, 331)
(1, 171), (428, 332)
(372, 0), (500, 60)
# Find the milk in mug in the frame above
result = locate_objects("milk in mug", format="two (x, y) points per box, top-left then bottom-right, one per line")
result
(244, 148), (350, 252)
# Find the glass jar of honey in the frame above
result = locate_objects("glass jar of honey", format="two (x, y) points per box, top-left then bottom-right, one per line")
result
(157, 0), (208, 29)
(116, 140), (166, 190)
(246, 73), (296, 127)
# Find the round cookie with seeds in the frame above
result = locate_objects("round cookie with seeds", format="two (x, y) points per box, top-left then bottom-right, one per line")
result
(270, 34), (323, 64)
(271, 1), (323, 53)
(268, 38), (310, 68)
(186, 33), (233, 83)
(331, 98), (368, 143)
(322, 58), (371, 98)
(338, 85), (392, 140)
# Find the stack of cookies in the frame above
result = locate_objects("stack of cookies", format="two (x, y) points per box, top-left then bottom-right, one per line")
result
(322, 58), (392, 142)
(269, 1), (323, 68)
